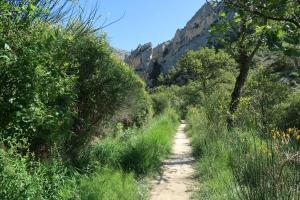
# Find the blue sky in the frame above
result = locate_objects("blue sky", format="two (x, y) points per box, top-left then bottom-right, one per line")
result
(79, 0), (206, 51)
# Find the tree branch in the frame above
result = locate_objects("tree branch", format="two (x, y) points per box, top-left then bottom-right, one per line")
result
(225, 0), (300, 28)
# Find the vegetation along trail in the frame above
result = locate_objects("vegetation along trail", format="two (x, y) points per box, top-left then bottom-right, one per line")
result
(1, 1), (299, 199)
(150, 122), (195, 200)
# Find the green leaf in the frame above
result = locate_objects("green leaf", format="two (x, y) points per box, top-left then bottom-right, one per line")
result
(284, 48), (300, 57)
(0, 55), (10, 61)
(4, 43), (11, 51)
(277, 29), (285, 39)
(29, 4), (36, 11)
(16, 112), (22, 117)
(234, 15), (241, 23)
(255, 25), (266, 34)
(219, 11), (226, 17)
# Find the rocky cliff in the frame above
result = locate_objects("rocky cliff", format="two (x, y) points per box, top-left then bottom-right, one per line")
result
(125, 3), (221, 86)
(112, 48), (130, 60)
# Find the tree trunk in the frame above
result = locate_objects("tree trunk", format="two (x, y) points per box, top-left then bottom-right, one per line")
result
(227, 53), (250, 129)
(227, 38), (262, 130)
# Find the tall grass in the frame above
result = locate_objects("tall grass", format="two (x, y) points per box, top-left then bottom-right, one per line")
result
(121, 109), (179, 174)
(0, 110), (179, 200)
(0, 145), (77, 200)
(186, 101), (300, 200)
(90, 109), (179, 175)
(230, 130), (300, 200)
(77, 109), (179, 199)
(186, 107), (236, 200)
(79, 168), (141, 200)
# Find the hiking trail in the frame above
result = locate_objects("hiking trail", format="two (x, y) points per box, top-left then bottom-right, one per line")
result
(150, 122), (195, 200)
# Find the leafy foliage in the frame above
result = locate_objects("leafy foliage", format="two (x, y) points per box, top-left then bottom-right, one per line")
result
(151, 92), (170, 115)
(207, 0), (300, 128)
(234, 67), (290, 132)
(0, 140), (77, 200)
(0, 16), (151, 159)
(68, 34), (152, 159)
(163, 48), (237, 91)
(279, 90), (300, 129)
(0, 1), (154, 199)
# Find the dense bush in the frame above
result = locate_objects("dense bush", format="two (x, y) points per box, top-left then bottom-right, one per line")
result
(151, 83), (207, 118)
(0, 1), (155, 199)
(0, 23), (77, 152)
(279, 90), (300, 129)
(234, 68), (290, 132)
(0, 3), (152, 159)
(67, 34), (152, 159)
(0, 140), (77, 200)
(151, 92), (170, 115)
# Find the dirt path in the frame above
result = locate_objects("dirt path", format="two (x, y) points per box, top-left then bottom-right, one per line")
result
(150, 122), (195, 200)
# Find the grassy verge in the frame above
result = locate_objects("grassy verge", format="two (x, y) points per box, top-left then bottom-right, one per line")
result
(90, 109), (179, 175)
(186, 107), (300, 200)
(186, 108), (236, 200)
(79, 168), (140, 200)
(82, 109), (179, 199)
(0, 110), (179, 200)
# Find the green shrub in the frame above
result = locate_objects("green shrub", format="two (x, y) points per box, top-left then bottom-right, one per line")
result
(279, 90), (300, 129)
(79, 168), (141, 200)
(151, 92), (170, 115)
(235, 68), (290, 132)
(67, 35), (152, 159)
(0, 1), (152, 160)
(151, 83), (206, 118)
(0, 23), (78, 152)
(0, 141), (77, 200)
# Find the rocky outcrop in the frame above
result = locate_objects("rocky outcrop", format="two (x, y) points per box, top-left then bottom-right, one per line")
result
(125, 43), (153, 80)
(125, 3), (221, 86)
(112, 48), (130, 60)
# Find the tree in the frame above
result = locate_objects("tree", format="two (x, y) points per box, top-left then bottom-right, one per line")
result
(207, 0), (300, 129)
(68, 35), (152, 161)
(163, 48), (237, 92)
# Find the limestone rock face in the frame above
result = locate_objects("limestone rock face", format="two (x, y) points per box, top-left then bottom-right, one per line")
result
(125, 3), (219, 86)
(125, 43), (153, 80)
(112, 48), (129, 60)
